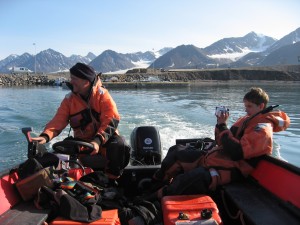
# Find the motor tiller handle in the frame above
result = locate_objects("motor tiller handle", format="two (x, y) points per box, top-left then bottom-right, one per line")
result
(21, 127), (39, 159)
(21, 127), (33, 143)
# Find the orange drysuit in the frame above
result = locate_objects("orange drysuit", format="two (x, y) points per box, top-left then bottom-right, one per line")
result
(201, 110), (290, 185)
(41, 79), (120, 145)
(156, 110), (290, 189)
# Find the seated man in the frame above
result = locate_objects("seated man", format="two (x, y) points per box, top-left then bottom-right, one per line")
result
(152, 87), (290, 198)
(32, 63), (130, 179)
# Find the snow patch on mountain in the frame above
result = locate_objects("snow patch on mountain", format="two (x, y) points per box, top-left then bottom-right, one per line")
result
(208, 49), (252, 61)
(154, 51), (161, 58)
(104, 59), (152, 74)
(293, 32), (300, 43)
(208, 43), (269, 61)
(132, 60), (152, 68)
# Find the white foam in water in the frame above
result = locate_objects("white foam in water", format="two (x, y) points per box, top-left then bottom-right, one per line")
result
(1, 85), (299, 171)
(119, 110), (215, 158)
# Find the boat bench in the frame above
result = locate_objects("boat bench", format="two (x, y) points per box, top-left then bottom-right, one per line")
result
(0, 169), (50, 225)
(0, 201), (50, 225)
(222, 156), (300, 225)
(49, 209), (120, 225)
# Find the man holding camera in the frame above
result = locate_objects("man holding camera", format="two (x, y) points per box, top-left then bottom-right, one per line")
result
(150, 87), (290, 198)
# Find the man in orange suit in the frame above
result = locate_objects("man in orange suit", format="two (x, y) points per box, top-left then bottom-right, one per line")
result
(32, 63), (130, 179)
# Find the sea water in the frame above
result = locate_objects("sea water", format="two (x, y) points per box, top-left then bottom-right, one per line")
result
(0, 82), (299, 172)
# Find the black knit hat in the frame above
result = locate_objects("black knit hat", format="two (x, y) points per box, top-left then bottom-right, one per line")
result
(70, 63), (96, 83)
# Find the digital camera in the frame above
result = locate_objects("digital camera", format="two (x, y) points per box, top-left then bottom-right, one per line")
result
(215, 106), (229, 117)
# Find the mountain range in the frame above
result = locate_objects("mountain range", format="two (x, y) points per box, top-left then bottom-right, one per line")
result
(0, 27), (299, 74)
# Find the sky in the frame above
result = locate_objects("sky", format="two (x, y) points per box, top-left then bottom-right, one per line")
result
(0, 0), (299, 60)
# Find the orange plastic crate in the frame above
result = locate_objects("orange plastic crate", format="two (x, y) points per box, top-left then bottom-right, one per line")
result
(162, 195), (222, 225)
(49, 209), (120, 225)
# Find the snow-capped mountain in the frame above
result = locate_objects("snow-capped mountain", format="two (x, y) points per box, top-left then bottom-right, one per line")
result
(0, 49), (96, 73)
(152, 28), (300, 69)
(89, 50), (136, 73)
(0, 54), (19, 70)
(204, 32), (276, 62)
(150, 45), (215, 69)
(80, 49), (173, 73)
(259, 41), (300, 66)
(1, 53), (32, 73)
(0, 27), (299, 73)
(69, 52), (96, 66)
(235, 27), (300, 67)
(264, 27), (300, 55)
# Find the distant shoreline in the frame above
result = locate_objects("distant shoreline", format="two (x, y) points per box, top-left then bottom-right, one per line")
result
(1, 66), (300, 86)
(189, 80), (300, 85)
(102, 81), (190, 88)
(103, 80), (300, 88)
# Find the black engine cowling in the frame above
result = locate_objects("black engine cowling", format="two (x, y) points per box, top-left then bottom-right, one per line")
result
(130, 126), (162, 165)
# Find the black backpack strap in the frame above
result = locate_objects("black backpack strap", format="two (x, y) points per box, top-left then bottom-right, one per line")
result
(131, 200), (162, 225)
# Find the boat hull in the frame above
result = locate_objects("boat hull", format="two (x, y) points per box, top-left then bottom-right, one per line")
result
(1, 153), (299, 224)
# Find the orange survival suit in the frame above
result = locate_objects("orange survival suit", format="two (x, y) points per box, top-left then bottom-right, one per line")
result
(201, 110), (290, 186)
(155, 110), (290, 190)
(41, 79), (119, 145)
(40, 78), (129, 176)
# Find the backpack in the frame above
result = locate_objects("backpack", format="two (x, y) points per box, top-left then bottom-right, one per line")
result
(119, 200), (162, 225)
(93, 179), (162, 225)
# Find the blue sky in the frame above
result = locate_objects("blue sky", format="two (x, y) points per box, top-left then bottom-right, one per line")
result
(0, 0), (299, 60)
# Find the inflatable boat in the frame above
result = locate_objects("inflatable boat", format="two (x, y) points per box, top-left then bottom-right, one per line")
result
(0, 126), (299, 225)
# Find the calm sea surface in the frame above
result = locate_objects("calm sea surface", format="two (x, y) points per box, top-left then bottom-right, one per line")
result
(0, 82), (299, 172)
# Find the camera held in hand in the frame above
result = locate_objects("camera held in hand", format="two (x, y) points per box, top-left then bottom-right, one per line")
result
(215, 106), (229, 117)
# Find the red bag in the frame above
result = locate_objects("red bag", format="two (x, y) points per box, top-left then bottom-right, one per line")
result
(60, 159), (93, 180)
(68, 167), (94, 180)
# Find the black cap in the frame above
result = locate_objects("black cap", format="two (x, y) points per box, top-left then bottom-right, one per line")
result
(70, 63), (96, 83)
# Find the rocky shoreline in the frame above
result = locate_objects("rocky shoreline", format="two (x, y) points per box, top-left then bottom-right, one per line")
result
(1, 66), (300, 86)
(0, 74), (55, 86)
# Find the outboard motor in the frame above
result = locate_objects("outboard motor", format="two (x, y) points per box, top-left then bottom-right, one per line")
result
(130, 126), (162, 165)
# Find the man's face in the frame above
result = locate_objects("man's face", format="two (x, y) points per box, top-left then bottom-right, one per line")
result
(243, 100), (264, 116)
(70, 75), (90, 95)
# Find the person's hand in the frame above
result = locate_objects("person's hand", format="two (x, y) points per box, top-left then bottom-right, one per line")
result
(216, 111), (229, 125)
(90, 141), (100, 155)
(208, 168), (220, 191)
(31, 136), (47, 144)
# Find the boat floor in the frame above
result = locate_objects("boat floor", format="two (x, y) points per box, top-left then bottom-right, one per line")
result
(1, 157), (300, 225)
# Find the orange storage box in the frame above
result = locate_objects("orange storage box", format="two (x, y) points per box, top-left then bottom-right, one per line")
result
(162, 195), (222, 225)
(49, 209), (120, 225)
